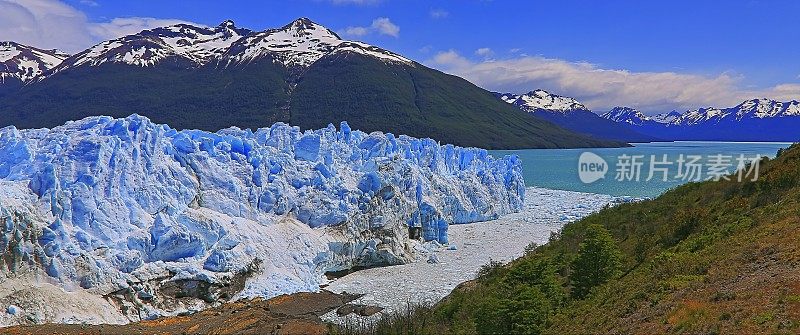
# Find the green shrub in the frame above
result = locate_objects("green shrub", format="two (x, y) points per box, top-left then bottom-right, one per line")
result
(569, 224), (622, 299)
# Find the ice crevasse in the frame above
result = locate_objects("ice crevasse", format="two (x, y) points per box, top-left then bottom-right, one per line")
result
(0, 114), (524, 320)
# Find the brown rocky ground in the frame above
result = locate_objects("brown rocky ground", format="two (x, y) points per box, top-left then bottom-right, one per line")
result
(0, 290), (361, 335)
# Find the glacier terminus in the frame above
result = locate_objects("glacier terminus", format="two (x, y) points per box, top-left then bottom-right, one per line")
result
(0, 115), (524, 323)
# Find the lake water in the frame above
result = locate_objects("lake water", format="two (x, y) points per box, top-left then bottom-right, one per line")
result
(491, 142), (794, 198)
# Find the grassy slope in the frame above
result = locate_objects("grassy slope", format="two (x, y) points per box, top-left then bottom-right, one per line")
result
(357, 144), (800, 334)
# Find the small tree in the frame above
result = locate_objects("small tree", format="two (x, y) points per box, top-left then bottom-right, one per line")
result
(569, 224), (622, 299)
(474, 287), (552, 335)
(508, 286), (553, 335)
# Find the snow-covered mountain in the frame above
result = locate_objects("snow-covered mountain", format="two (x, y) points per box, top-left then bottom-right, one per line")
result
(604, 107), (689, 126)
(498, 89), (588, 112)
(0, 42), (67, 84)
(45, 18), (410, 77)
(600, 99), (800, 141)
(496, 90), (656, 143)
(219, 17), (410, 68)
(600, 107), (652, 126)
(0, 115), (524, 324)
(674, 99), (800, 126)
(47, 20), (252, 75)
(602, 99), (800, 127)
(650, 110), (682, 124)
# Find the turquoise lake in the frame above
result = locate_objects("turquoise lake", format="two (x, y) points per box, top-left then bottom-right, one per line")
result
(491, 142), (794, 198)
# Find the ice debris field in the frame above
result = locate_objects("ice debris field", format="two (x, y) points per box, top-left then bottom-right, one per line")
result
(322, 187), (627, 324)
(0, 114), (524, 324)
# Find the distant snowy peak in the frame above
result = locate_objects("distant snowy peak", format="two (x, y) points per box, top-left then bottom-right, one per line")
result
(674, 99), (800, 125)
(600, 107), (650, 125)
(733, 98), (800, 119)
(499, 89), (588, 113)
(0, 42), (68, 83)
(674, 107), (728, 125)
(220, 17), (411, 67)
(651, 110), (682, 124)
(49, 21), (252, 74)
(601, 99), (800, 127)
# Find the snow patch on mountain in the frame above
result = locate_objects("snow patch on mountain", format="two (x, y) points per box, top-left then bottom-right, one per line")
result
(651, 111), (682, 124)
(220, 18), (411, 67)
(0, 42), (67, 83)
(600, 107), (651, 125)
(674, 107), (728, 125)
(498, 89), (587, 113)
(0, 115), (522, 324)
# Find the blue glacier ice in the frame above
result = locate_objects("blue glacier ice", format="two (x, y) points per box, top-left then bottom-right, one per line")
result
(0, 114), (524, 321)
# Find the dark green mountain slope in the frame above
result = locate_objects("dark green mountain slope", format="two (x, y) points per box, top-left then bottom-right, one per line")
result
(0, 56), (624, 149)
(291, 54), (619, 149)
(0, 60), (290, 131)
(0, 18), (627, 149)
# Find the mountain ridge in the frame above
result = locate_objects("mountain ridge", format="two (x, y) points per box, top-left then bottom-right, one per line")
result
(0, 18), (625, 150)
(601, 99), (800, 126)
(600, 98), (800, 141)
(497, 88), (800, 142)
(0, 42), (67, 86)
(496, 90), (658, 142)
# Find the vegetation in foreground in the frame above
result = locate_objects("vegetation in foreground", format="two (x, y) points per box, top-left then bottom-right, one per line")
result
(338, 143), (800, 334)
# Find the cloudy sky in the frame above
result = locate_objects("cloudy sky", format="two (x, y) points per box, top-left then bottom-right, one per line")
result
(1, 0), (798, 113)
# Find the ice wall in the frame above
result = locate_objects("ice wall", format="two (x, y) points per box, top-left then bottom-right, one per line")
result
(0, 114), (523, 321)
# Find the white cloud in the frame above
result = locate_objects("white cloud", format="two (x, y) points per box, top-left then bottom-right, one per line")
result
(0, 0), (195, 53)
(429, 9), (449, 19)
(341, 26), (370, 37)
(429, 50), (800, 113)
(370, 17), (399, 37)
(89, 17), (195, 41)
(340, 17), (399, 38)
(79, 0), (97, 6)
(475, 47), (493, 58)
(433, 50), (472, 68)
(0, 0), (93, 52)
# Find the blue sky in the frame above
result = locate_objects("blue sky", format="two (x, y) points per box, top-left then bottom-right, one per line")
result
(2, 0), (799, 112)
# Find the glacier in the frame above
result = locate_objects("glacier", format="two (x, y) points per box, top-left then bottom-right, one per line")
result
(0, 115), (524, 323)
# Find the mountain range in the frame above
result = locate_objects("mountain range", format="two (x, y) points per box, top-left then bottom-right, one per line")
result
(601, 99), (800, 141)
(496, 90), (658, 142)
(497, 89), (800, 142)
(0, 18), (622, 150)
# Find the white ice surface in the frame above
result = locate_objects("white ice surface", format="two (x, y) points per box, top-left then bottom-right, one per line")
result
(322, 187), (621, 324)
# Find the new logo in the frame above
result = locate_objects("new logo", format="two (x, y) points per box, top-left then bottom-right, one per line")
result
(578, 152), (608, 184)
